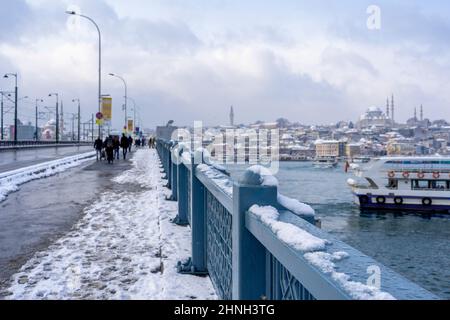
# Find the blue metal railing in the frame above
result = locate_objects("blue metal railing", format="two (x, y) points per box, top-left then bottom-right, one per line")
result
(0, 140), (91, 150)
(157, 138), (439, 300)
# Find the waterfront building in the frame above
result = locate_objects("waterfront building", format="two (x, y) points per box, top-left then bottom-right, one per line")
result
(346, 143), (362, 158)
(315, 140), (340, 157)
(9, 120), (36, 140)
(387, 141), (416, 156)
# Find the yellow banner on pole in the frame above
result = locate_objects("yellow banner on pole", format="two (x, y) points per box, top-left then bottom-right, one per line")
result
(127, 119), (134, 132)
(101, 97), (112, 121)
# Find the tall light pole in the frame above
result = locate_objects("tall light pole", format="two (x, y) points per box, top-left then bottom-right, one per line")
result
(72, 99), (81, 142)
(49, 93), (59, 143)
(67, 113), (77, 141)
(127, 97), (137, 134)
(109, 73), (127, 132)
(66, 10), (102, 138)
(0, 91), (13, 140)
(3, 73), (18, 144)
(35, 98), (43, 141)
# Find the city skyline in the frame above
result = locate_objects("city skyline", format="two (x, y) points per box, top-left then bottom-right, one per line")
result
(1, 0), (450, 129)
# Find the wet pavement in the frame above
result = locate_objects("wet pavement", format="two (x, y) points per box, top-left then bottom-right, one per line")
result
(0, 146), (93, 173)
(0, 154), (133, 292)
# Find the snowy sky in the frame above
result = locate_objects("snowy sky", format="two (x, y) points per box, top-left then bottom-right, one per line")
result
(1, 0), (450, 129)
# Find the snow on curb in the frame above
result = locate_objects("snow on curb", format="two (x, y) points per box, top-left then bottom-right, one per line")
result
(0, 151), (96, 202)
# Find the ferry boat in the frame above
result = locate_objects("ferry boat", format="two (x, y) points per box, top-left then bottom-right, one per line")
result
(347, 157), (450, 212)
(352, 156), (371, 163)
(313, 156), (338, 169)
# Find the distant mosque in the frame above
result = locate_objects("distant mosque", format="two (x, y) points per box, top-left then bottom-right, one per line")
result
(357, 95), (395, 129)
(406, 104), (430, 127)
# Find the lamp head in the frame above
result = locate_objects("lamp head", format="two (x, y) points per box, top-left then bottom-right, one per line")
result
(65, 11), (76, 15)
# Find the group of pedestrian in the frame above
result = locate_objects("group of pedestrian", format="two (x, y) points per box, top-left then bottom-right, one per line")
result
(94, 134), (134, 164)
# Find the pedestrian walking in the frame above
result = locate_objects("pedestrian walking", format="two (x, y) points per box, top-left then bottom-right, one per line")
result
(128, 135), (133, 153)
(104, 135), (114, 164)
(113, 136), (120, 160)
(121, 133), (129, 160)
(94, 137), (103, 161)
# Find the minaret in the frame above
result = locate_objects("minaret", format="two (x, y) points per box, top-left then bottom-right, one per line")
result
(60, 100), (64, 136)
(420, 104), (423, 121)
(414, 107), (417, 121)
(386, 98), (390, 118)
(391, 94), (395, 124)
(229, 106), (234, 127)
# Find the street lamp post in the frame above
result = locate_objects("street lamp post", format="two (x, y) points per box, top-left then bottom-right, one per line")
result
(35, 98), (43, 141)
(0, 91), (13, 140)
(3, 73), (18, 144)
(66, 10), (102, 139)
(127, 97), (137, 134)
(109, 73), (127, 132)
(72, 99), (81, 142)
(49, 93), (59, 143)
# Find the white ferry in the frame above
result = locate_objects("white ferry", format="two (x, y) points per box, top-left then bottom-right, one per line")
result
(313, 157), (338, 169)
(352, 156), (371, 163)
(347, 157), (450, 212)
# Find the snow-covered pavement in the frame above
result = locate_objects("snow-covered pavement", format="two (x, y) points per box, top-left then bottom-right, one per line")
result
(1, 149), (217, 300)
(0, 151), (96, 203)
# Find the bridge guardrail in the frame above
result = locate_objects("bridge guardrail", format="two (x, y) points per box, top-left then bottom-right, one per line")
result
(156, 138), (439, 300)
(0, 140), (92, 149)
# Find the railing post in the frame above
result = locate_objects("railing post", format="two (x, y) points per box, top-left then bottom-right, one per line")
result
(173, 159), (189, 226)
(232, 167), (279, 300)
(167, 143), (178, 201)
(177, 151), (208, 275)
(164, 141), (173, 189)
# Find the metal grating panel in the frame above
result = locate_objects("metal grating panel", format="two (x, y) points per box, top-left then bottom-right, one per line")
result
(268, 253), (315, 300)
(206, 190), (233, 300)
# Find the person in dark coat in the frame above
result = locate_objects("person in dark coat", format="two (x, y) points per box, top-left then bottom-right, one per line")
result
(94, 137), (103, 161)
(113, 136), (120, 160)
(121, 133), (129, 160)
(104, 135), (114, 164)
(128, 136), (133, 152)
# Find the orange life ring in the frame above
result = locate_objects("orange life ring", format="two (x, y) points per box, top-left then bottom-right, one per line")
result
(417, 172), (425, 179)
(402, 171), (410, 179)
(388, 171), (395, 178)
(433, 172), (440, 179)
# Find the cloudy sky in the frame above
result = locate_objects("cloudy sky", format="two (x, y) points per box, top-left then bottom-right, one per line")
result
(1, 0), (450, 129)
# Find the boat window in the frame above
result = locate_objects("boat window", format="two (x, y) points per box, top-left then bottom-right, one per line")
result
(412, 180), (428, 190)
(412, 179), (450, 190)
(431, 180), (448, 190)
(365, 178), (379, 189)
(387, 179), (398, 189)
